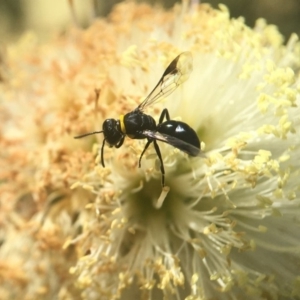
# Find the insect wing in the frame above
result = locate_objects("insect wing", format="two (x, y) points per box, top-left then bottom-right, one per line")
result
(137, 52), (193, 111)
(142, 130), (200, 157)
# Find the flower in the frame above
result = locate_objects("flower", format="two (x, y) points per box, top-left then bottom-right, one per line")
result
(1, 2), (300, 300)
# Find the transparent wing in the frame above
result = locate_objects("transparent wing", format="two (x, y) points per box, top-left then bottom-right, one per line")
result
(142, 130), (201, 157)
(137, 52), (193, 111)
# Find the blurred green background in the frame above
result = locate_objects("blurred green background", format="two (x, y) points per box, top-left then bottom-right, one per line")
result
(0, 0), (299, 42)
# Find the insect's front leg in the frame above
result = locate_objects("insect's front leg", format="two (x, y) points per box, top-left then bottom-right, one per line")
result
(101, 136), (124, 168)
(158, 108), (171, 124)
(115, 136), (125, 148)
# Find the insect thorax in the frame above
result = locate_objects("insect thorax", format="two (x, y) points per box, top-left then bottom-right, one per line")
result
(122, 110), (156, 139)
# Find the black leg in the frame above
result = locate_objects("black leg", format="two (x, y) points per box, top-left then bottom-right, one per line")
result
(153, 140), (165, 186)
(139, 139), (152, 168)
(158, 108), (171, 124)
(101, 139), (106, 167)
(115, 136), (125, 148)
(101, 136), (124, 167)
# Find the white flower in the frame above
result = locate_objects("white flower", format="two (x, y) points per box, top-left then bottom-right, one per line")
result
(1, 2), (300, 300)
(70, 3), (300, 300)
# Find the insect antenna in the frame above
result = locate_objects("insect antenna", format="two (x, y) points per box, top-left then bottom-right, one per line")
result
(74, 131), (103, 139)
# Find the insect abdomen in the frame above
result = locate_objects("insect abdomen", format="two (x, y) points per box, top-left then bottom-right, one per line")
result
(158, 120), (200, 155)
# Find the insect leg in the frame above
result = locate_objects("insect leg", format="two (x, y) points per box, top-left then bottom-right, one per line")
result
(115, 136), (125, 148)
(101, 139), (106, 167)
(139, 139), (152, 168)
(158, 108), (171, 124)
(153, 140), (165, 186)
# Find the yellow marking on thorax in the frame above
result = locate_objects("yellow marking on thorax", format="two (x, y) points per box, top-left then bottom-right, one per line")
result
(120, 114), (126, 133)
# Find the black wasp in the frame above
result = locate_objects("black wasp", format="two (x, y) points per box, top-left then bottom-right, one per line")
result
(75, 52), (201, 186)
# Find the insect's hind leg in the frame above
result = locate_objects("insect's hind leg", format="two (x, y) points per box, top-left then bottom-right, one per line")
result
(153, 140), (165, 186)
(158, 108), (171, 124)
